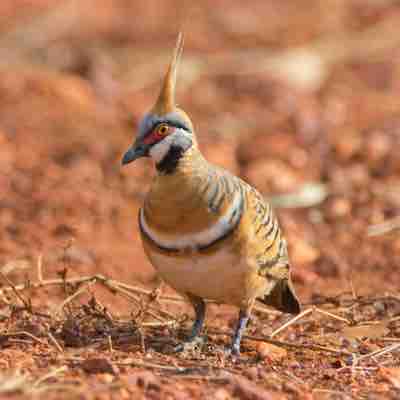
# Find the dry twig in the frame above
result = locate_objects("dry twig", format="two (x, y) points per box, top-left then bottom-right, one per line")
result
(33, 366), (68, 387)
(47, 332), (63, 353)
(0, 271), (32, 312)
(207, 328), (351, 356)
(3, 331), (45, 345)
(270, 308), (313, 338)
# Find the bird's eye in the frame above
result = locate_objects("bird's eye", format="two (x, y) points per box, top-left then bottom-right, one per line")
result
(157, 123), (169, 136)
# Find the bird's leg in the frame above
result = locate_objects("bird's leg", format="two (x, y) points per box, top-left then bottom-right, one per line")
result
(228, 308), (250, 357)
(174, 294), (206, 352)
(186, 294), (206, 341)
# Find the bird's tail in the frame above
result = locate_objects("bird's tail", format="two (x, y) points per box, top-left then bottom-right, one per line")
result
(259, 278), (300, 315)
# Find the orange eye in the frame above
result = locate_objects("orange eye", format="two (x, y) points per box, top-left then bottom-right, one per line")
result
(157, 123), (169, 136)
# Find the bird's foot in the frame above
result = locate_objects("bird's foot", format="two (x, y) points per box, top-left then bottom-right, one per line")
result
(173, 336), (205, 354)
(223, 344), (241, 363)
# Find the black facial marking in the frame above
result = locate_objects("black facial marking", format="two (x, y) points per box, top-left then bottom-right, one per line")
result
(136, 112), (194, 174)
(156, 134), (193, 174)
(156, 144), (185, 174)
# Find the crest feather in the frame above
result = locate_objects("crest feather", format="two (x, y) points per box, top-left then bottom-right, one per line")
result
(153, 32), (184, 115)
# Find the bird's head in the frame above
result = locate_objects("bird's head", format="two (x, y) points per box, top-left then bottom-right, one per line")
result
(122, 33), (195, 174)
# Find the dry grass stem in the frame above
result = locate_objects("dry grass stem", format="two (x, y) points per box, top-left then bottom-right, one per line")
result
(108, 335), (114, 352)
(115, 358), (187, 372)
(314, 307), (350, 324)
(54, 280), (96, 316)
(0, 271), (31, 311)
(368, 217), (400, 237)
(141, 320), (178, 328)
(207, 328), (351, 356)
(37, 254), (44, 283)
(34, 366), (68, 387)
(0, 274), (176, 322)
(381, 338), (400, 342)
(312, 388), (351, 399)
(353, 343), (400, 366)
(270, 308), (313, 338)
(4, 331), (45, 345)
(47, 331), (64, 353)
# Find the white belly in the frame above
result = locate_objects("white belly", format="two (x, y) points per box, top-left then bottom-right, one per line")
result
(147, 247), (251, 306)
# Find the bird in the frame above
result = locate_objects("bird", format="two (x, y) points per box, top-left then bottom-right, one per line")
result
(122, 33), (300, 356)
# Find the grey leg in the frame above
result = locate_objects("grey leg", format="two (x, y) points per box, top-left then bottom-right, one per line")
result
(174, 294), (206, 352)
(229, 309), (249, 356)
(186, 295), (206, 340)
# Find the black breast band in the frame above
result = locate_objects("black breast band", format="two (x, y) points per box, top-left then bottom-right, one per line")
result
(138, 192), (244, 254)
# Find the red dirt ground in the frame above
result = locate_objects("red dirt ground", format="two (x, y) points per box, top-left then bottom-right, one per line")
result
(1, 1), (400, 399)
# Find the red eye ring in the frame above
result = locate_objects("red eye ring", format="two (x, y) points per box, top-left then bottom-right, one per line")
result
(142, 123), (171, 145)
(157, 123), (169, 136)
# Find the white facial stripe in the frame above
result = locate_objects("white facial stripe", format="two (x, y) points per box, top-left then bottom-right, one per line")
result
(149, 133), (175, 163)
(140, 190), (242, 250)
(149, 129), (193, 164)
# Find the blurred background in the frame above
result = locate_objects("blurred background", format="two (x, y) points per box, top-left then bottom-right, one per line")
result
(1, 0), (400, 309)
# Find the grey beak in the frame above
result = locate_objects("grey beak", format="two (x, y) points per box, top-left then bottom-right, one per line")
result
(121, 143), (148, 165)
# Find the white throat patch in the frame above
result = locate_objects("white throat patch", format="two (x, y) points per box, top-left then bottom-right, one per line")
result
(149, 133), (176, 164)
(149, 129), (193, 165)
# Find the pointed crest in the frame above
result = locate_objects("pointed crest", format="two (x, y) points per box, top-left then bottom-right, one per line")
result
(152, 32), (184, 115)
